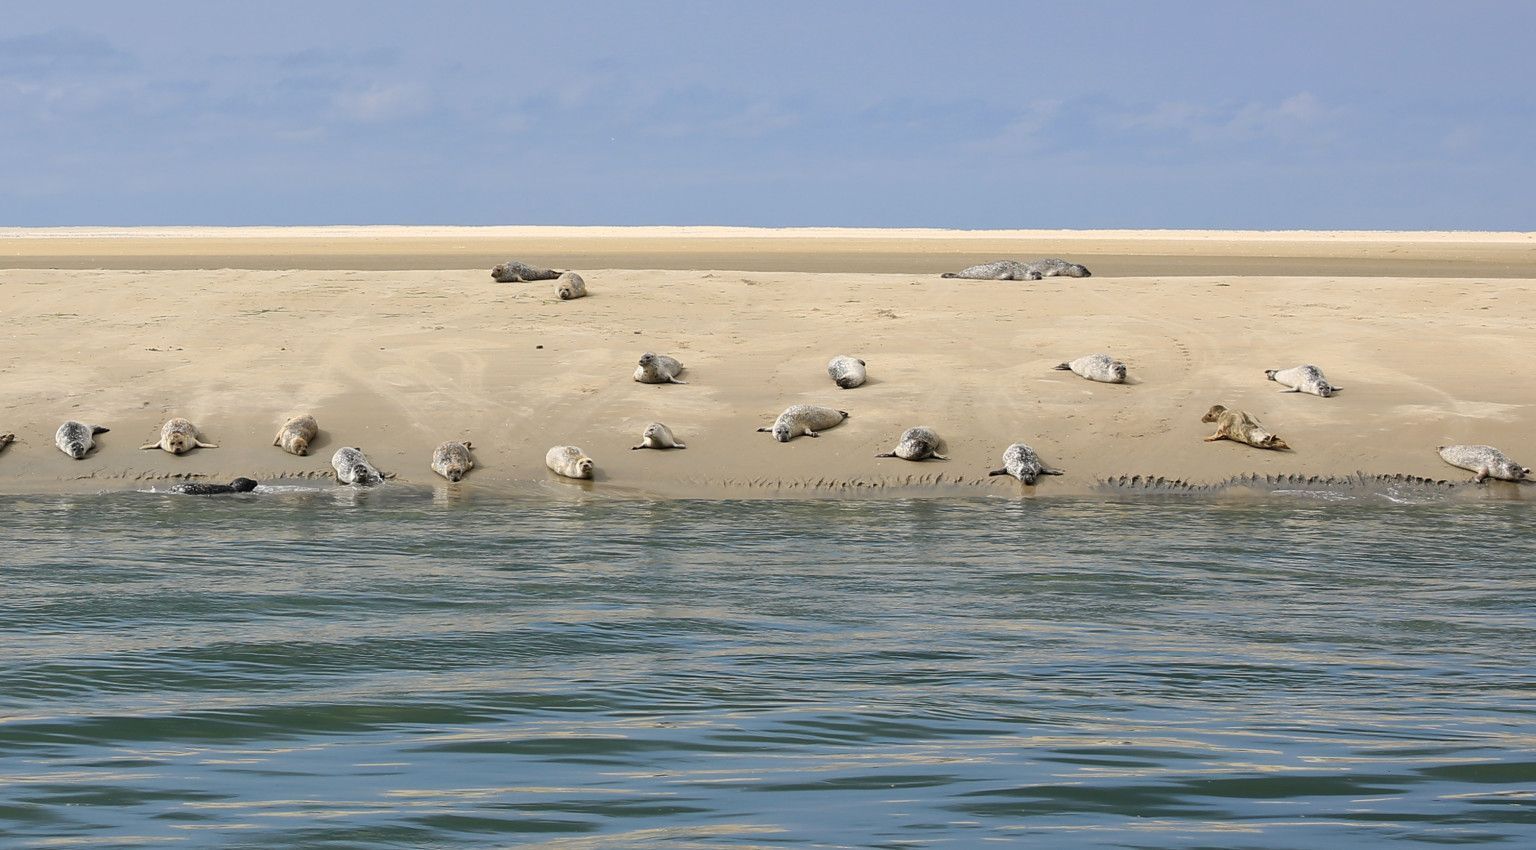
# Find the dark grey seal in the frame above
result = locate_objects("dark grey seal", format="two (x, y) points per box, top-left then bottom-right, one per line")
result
(170, 478), (259, 495)
(491, 260), (562, 282)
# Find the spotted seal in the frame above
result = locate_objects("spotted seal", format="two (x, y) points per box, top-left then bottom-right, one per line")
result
(273, 414), (319, 456)
(139, 417), (218, 454)
(55, 420), (109, 459)
(170, 477), (258, 495)
(331, 447), (384, 486)
(1054, 353), (1128, 383)
(756, 405), (849, 442)
(546, 445), (595, 479)
(431, 440), (475, 482)
(875, 426), (947, 461)
(1026, 258), (1092, 278)
(491, 260), (562, 282)
(827, 355), (867, 389)
(555, 272), (588, 300)
(1266, 364), (1340, 397)
(631, 422), (686, 450)
(634, 352), (687, 384)
(1201, 405), (1290, 450)
(941, 260), (1041, 281)
(988, 442), (1064, 484)
(1436, 444), (1530, 483)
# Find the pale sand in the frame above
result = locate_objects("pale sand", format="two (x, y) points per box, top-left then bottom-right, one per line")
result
(0, 227), (1531, 498)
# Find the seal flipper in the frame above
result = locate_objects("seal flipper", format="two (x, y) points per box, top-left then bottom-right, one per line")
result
(931, 453), (949, 461)
(667, 377), (689, 384)
(673, 442), (687, 449)
(1041, 466), (1065, 476)
(631, 443), (647, 450)
(1053, 363), (1071, 371)
(756, 426), (771, 433)
(92, 426), (110, 434)
(940, 272), (959, 278)
(1278, 387), (1300, 393)
(874, 451), (897, 458)
(988, 467), (1008, 476)
(195, 440), (219, 449)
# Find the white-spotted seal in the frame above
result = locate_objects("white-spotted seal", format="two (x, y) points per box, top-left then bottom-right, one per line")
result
(875, 426), (947, 461)
(170, 477), (258, 495)
(1436, 444), (1530, 483)
(634, 352), (687, 384)
(491, 260), (562, 282)
(273, 414), (319, 457)
(1201, 405), (1290, 450)
(139, 417), (218, 454)
(757, 405), (849, 442)
(827, 355), (867, 389)
(556, 272), (588, 300)
(55, 420), (108, 459)
(941, 260), (1041, 281)
(988, 442), (1064, 484)
(331, 447), (384, 486)
(431, 440), (475, 482)
(546, 445), (595, 479)
(1265, 364), (1340, 397)
(631, 422), (686, 450)
(1054, 353), (1128, 383)
(1027, 258), (1092, 278)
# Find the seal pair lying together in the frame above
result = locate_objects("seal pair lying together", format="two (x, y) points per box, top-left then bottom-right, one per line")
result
(943, 258), (1091, 280)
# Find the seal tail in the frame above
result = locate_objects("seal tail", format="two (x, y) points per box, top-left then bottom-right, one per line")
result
(1053, 363), (1071, 371)
(941, 272), (959, 278)
(987, 467), (1007, 476)
(92, 426), (110, 434)
(1264, 369), (1278, 381)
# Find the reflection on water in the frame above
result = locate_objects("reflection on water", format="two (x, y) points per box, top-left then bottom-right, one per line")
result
(2, 493), (1534, 847)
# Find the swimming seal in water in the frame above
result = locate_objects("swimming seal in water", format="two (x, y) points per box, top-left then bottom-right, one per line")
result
(1266, 364), (1340, 397)
(273, 414), (319, 457)
(875, 426), (947, 461)
(827, 355), (867, 389)
(631, 422), (686, 450)
(546, 445), (595, 479)
(55, 420), (108, 459)
(555, 272), (587, 300)
(941, 260), (1041, 281)
(431, 440), (475, 482)
(634, 352), (687, 384)
(988, 442), (1064, 485)
(491, 260), (562, 282)
(1054, 353), (1129, 384)
(170, 477), (258, 495)
(1026, 258), (1092, 278)
(331, 447), (384, 486)
(1436, 444), (1530, 483)
(1201, 405), (1290, 450)
(757, 405), (849, 442)
(139, 417), (218, 454)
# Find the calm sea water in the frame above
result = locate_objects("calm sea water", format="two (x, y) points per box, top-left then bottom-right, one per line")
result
(2, 489), (1534, 849)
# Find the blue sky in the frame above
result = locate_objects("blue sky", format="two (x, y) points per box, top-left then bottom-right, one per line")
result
(3, 2), (1532, 229)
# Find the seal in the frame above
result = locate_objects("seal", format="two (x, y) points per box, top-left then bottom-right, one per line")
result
(1054, 353), (1128, 383)
(988, 442), (1064, 484)
(55, 420), (109, 459)
(1026, 258), (1092, 278)
(1265, 364), (1340, 397)
(875, 426), (947, 461)
(273, 414), (319, 457)
(1436, 444), (1530, 483)
(555, 272), (588, 300)
(491, 260), (562, 282)
(941, 260), (1041, 281)
(631, 422), (686, 450)
(827, 355), (867, 389)
(1201, 405), (1290, 450)
(431, 440), (475, 482)
(0, 432), (13, 453)
(170, 477), (258, 495)
(757, 404), (849, 442)
(139, 417), (218, 454)
(331, 447), (384, 486)
(546, 445), (595, 479)
(634, 352), (687, 384)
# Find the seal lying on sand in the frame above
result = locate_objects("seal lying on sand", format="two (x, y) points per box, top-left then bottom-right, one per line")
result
(827, 355), (867, 389)
(634, 352), (687, 384)
(1027, 258), (1092, 278)
(1201, 405), (1290, 450)
(332, 447), (384, 486)
(941, 260), (1041, 281)
(1266, 364), (1340, 397)
(170, 477), (258, 495)
(876, 426), (947, 461)
(1055, 354), (1128, 383)
(757, 405), (849, 442)
(491, 260), (562, 282)
(140, 417), (217, 454)
(632, 422), (686, 450)
(273, 415), (319, 456)
(431, 441), (475, 482)
(546, 445), (595, 479)
(1437, 444), (1530, 483)
(55, 421), (108, 459)
(555, 272), (587, 300)
(0, 433), (13, 453)
(988, 442), (1064, 484)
